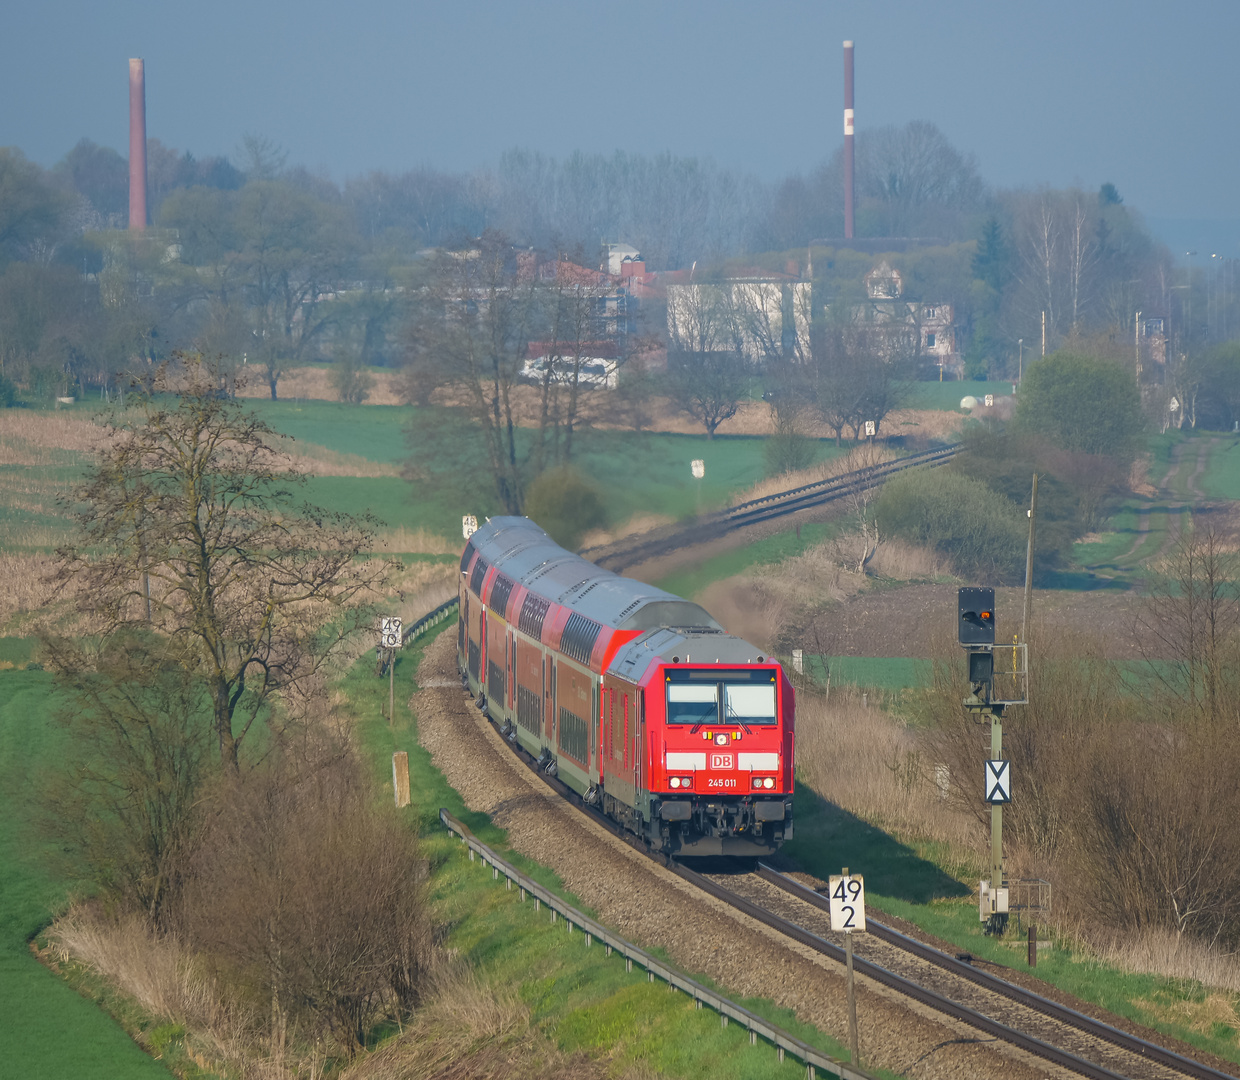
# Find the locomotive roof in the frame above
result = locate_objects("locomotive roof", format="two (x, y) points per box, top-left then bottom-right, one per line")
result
(466, 516), (723, 633)
(608, 627), (771, 684)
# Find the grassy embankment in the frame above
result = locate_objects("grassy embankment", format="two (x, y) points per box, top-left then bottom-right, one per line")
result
(0, 664), (176, 1080)
(341, 627), (896, 1080)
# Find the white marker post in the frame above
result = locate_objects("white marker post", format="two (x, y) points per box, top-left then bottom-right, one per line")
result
(829, 870), (866, 1066)
(380, 616), (403, 725)
(690, 459), (705, 514)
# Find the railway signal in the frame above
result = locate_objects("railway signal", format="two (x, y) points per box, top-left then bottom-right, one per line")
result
(957, 587), (1027, 935)
(828, 870), (866, 1066)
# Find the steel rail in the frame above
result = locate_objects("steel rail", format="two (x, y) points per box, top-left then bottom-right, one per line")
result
(437, 808), (877, 1080)
(580, 442), (959, 570)
(463, 693), (1227, 1080)
(470, 698), (1147, 1080)
(755, 865), (1238, 1080)
(669, 860), (1132, 1080)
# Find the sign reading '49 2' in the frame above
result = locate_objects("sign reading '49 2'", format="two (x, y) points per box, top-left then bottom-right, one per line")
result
(378, 616), (402, 650)
(828, 874), (867, 932)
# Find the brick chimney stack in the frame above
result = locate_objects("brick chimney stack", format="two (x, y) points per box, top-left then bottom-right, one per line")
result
(843, 41), (855, 241)
(128, 58), (147, 230)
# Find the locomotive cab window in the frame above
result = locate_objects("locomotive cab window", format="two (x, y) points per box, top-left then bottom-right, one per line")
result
(666, 684), (718, 725)
(724, 683), (776, 725)
(666, 669), (778, 726)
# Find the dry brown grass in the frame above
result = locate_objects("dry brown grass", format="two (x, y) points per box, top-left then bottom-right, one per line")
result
(0, 412), (108, 465)
(46, 908), (267, 1077)
(0, 552), (60, 631)
(1078, 927), (1240, 997)
(235, 367), (407, 406)
(285, 444), (401, 478)
(865, 536), (953, 580)
(794, 687), (983, 879)
(882, 407), (966, 443)
(579, 512), (677, 550)
(342, 960), (634, 1080)
(373, 527), (460, 556)
(698, 528), (951, 655)
(730, 443), (898, 506)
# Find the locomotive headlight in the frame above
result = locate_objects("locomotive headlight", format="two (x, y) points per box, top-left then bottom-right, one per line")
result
(681, 776), (693, 787)
(670, 776), (681, 788)
(763, 777), (775, 789)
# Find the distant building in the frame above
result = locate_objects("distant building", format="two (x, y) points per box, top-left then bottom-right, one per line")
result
(824, 260), (960, 376)
(666, 273), (812, 364)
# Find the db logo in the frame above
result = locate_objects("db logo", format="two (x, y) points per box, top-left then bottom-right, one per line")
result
(710, 753), (734, 770)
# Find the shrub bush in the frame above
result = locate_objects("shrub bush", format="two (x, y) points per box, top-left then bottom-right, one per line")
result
(874, 468), (1026, 580)
(523, 466), (606, 549)
(763, 431), (818, 477)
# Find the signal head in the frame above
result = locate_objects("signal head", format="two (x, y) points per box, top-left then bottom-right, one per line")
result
(958, 587), (996, 646)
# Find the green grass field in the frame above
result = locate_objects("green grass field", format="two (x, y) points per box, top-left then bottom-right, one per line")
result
(898, 379), (1013, 412)
(0, 669), (174, 1080)
(245, 399), (846, 537)
(1198, 434), (1240, 500)
(655, 521), (838, 600)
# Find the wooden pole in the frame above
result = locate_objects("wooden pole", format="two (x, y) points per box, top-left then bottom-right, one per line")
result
(392, 751), (410, 808)
(845, 931), (859, 1065)
(1021, 474), (1039, 643)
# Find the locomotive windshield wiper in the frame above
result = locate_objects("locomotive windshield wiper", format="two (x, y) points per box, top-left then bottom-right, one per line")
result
(724, 704), (752, 734)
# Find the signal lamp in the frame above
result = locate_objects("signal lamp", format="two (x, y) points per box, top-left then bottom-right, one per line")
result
(958, 586), (996, 646)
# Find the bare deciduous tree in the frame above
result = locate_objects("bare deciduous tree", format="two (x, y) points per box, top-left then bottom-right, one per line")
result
(57, 356), (388, 768)
(1133, 528), (1240, 725)
(664, 349), (749, 440)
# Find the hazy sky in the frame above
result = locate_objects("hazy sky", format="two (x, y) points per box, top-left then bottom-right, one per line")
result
(4, 0), (1238, 240)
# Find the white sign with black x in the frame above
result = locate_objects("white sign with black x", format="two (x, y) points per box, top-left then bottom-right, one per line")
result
(985, 759), (1011, 803)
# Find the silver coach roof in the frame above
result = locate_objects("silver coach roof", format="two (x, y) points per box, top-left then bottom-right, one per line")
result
(468, 517), (723, 633)
(608, 627), (770, 683)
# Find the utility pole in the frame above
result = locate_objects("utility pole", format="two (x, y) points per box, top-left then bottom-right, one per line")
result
(1021, 474), (1038, 643)
(1041, 310), (1046, 356)
(1135, 310), (1143, 386)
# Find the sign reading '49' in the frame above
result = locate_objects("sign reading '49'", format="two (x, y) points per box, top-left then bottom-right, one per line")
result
(828, 874), (867, 933)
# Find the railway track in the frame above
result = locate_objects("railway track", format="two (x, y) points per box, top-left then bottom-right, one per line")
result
(683, 864), (1236, 1080)
(580, 442), (960, 571)
(467, 689), (1235, 1080)
(400, 443), (959, 646)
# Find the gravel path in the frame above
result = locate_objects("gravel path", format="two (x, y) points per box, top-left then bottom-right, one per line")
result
(413, 632), (1068, 1080)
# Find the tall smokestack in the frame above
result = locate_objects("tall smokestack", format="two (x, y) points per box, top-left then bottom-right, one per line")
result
(843, 40), (855, 241)
(128, 58), (147, 230)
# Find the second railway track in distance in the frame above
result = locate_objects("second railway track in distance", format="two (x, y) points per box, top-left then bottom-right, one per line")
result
(580, 442), (960, 572)
(475, 688), (1236, 1080)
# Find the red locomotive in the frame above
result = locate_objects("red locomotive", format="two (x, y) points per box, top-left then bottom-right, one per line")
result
(458, 517), (794, 856)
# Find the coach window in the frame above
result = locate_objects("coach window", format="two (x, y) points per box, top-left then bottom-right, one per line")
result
(666, 684), (718, 725)
(723, 682), (777, 725)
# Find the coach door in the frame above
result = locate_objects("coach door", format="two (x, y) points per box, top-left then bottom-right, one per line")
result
(633, 691), (644, 793)
(545, 658), (556, 745)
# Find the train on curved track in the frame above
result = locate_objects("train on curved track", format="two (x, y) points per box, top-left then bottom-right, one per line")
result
(458, 517), (794, 857)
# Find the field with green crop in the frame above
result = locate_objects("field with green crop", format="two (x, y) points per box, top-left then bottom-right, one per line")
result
(0, 670), (175, 1079)
(248, 397), (838, 536)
